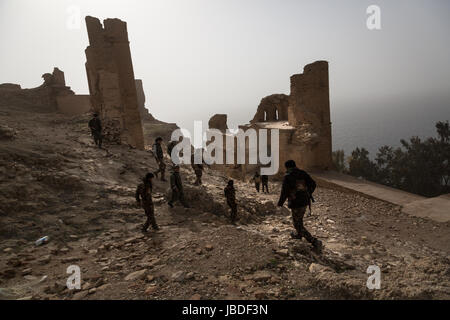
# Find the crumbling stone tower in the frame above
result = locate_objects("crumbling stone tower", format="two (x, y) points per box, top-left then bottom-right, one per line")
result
(85, 16), (144, 149)
(287, 60), (332, 170)
(244, 61), (332, 174)
(209, 60), (332, 178)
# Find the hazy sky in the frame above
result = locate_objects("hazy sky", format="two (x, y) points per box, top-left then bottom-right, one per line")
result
(1, 0), (449, 151)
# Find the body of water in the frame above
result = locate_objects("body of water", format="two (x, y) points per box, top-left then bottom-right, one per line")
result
(332, 102), (449, 158)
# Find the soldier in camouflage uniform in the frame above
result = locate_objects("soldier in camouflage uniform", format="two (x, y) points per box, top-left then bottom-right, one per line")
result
(88, 113), (102, 148)
(261, 174), (269, 193)
(224, 180), (237, 224)
(277, 160), (322, 253)
(251, 172), (261, 192)
(167, 140), (177, 164)
(135, 173), (159, 232)
(152, 137), (166, 181)
(168, 165), (189, 208)
(191, 154), (204, 185)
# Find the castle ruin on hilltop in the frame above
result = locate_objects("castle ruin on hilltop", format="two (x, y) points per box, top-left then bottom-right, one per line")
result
(84, 16), (145, 149)
(209, 61), (332, 177)
(0, 67), (91, 115)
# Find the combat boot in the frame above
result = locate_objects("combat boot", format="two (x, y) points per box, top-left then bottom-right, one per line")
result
(312, 238), (323, 254)
(290, 231), (302, 240)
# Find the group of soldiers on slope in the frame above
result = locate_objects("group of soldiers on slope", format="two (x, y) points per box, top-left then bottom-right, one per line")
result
(89, 115), (323, 253)
(251, 171), (269, 193)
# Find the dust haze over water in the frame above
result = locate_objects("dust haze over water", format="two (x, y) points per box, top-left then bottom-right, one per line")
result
(0, 0), (449, 155)
(332, 95), (450, 157)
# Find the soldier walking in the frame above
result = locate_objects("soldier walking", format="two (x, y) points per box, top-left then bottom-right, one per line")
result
(135, 173), (159, 232)
(261, 174), (269, 193)
(152, 137), (167, 181)
(168, 165), (189, 208)
(88, 113), (102, 148)
(191, 154), (204, 185)
(277, 160), (322, 253)
(224, 180), (237, 224)
(167, 140), (177, 164)
(251, 172), (261, 192)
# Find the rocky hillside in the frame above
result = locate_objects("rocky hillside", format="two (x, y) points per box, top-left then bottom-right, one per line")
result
(0, 103), (449, 300)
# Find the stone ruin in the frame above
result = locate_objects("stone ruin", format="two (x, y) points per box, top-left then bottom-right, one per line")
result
(250, 94), (289, 123)
(208, 114), (228, 132)
(85, 16), (145, 149)
(0, 16), (165, 150)
(208, 60), (332, 177)
(1, 16), (330, 167)
(135, 79), (155, 121)
(0, 67), (91, 115)
(285, 60), (332, 170)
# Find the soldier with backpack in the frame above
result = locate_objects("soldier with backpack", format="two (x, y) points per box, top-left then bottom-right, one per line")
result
(88, 113), (102, 148)
(135, 173), (159, 232)
(224, 180), (237, 224)
(191, 154), (204, 186)
(168, 165), (189, 208)
(152, 137), (166, 181)
(277, 160), (322, 253)
(261, 174), (269, 193)
(251, 172), (261, 192)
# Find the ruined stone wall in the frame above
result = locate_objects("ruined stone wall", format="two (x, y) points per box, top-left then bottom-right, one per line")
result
(207, 114), (230, 174)
(56, 94), (91, 116)
(135, 79), (155, 121)
(206, 114), (244, 178)
(0, 84), (21, 91)
(50, 67), (66, 86)
(85, 16), (144, 149)
(288, 61), (332, 170)
(235, 123), (294, 179)
(207, 61), (332, 180)
(240, 61), (332, 175)
(0, 68), (74, 110)
(251, 94), (289, 123)
(208, 114), (228, 132)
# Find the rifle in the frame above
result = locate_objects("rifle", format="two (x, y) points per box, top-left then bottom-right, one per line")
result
(307, 193), (315, 217)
